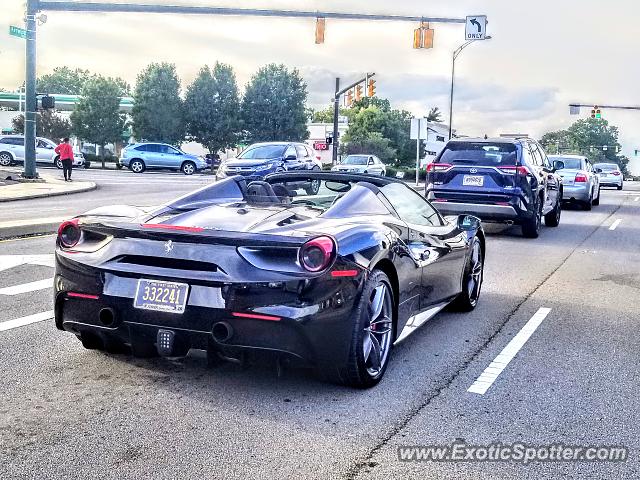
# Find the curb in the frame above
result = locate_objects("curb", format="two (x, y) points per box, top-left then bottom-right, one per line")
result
(0, 182), (97, 203)
(0, 221), (63, 240)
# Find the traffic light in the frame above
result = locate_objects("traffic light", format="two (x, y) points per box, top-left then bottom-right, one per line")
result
(355, 84), (363, 101)
(346, 89), (353, 107)
(315, 17), (325, 44)
(367, 78), (376, 97)
(40, 95), (55, 109)
(412, 21), (434, 49)
(591, 106), (602, 119)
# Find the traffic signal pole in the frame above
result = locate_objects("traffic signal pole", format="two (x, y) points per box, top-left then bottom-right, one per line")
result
(23, 0), (38, 179)
(332, 73), (375, 164)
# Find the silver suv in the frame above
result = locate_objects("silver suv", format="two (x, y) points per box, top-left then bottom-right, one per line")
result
(0, 135), (85, 168)
(120, 142), (207, 175)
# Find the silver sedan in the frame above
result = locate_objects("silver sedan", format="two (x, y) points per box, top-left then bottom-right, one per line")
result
(549, 155), (601, 210)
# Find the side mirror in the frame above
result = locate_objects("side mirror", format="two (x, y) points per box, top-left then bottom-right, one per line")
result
(552, 160), (565, 172)
(285, 154), (297, 161)
(596, 168), (603, 173)
(457, 214), (481, 232)
(368, 160), (374, 165)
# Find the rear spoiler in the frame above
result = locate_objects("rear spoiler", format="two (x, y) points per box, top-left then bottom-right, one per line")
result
(80, 220), (310, 248)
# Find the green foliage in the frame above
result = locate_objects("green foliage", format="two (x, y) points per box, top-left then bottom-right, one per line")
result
(341, 99), (422, 167)
(241, 64), (309, 143)
(184, 63), (240, 154)
(426, 107), (443, 122)
(340, 132), (396, 162)
(11, 110), (72, 141)
(311, 106), (356, 124)
(540, 118), (628, 174)
(71, 76), (126, 167)
(36, 67), (130, 96)
(132, 63), (185, 145)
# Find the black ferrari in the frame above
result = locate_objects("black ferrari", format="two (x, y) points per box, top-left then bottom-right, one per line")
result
(54, 172), (485, 388)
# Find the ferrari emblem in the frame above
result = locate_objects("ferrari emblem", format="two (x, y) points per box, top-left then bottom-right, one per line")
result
(164, 240), (174, 253)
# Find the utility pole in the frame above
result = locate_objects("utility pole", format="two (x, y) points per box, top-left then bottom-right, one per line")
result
(24, 0), (38, 178)
(332, 78), (340, 165)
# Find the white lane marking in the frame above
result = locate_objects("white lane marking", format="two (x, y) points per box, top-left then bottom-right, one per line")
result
(609, 219), (622, 231)
(0, 278), (53, 296)
(0, 217), (67, 229)
(634, 197), (639, 202)
(0, 310), (54, 332)
(468, 307), (552, 395)
(0, 254), (55, 272)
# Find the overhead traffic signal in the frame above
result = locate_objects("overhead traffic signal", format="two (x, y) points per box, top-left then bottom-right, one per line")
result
(591, 106), (602, 119)
(413, 21), (434, 49)
(315, 17), (326, 44)
(367, 78), (376, 97)
(346, 89), (354, 107)
(355, 84), (363, 101)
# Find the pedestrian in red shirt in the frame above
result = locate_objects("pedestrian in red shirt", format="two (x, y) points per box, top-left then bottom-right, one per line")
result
(54, 138), (74, 182)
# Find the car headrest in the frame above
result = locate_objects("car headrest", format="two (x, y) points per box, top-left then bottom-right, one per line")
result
(246, 181), (279, 203)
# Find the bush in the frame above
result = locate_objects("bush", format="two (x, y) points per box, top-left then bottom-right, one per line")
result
(83, 153), (119, 164)
(385, 166), (426, 181)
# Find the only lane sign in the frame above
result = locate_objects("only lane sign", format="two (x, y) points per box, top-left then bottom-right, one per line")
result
(465, 16), (487, 40)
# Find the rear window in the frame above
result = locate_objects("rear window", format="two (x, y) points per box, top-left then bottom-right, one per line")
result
(438, 142), (518, 167)
(550, 157), (582, 170)
(594, 163), (619, 172)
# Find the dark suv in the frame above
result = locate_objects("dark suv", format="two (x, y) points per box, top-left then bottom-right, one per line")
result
(425, 138), (564, 238)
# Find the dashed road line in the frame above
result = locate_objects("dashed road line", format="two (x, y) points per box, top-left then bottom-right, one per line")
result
(634, 196), (639, 202)
(0, 278), (53, 296)
(468, 307), (552, 395)
(0, 310), (54, 332)
(609, 219), (622, 231)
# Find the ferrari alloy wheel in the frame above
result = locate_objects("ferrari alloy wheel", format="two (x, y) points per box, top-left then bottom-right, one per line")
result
(333, 269), (395, 388)
(450, 237), (484, 312)
(0, 152), (12, 166)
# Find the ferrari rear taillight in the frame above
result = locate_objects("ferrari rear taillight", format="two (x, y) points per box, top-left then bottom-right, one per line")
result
(574, 172), (588, 183)
(299, 236), (335, 272)
(498, 166), (531, 176)
(426, 163), (452, 173)
(57, 219), (81, 248)
(612, 171), (621, 176)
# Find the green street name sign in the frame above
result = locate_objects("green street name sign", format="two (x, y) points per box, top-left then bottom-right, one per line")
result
(9, 25), (27, 39)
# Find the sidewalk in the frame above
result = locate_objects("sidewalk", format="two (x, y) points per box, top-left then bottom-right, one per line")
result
(0, 170), (96, 203)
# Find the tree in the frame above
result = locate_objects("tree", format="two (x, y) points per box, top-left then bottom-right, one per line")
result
(184, 63), (240, 154)
(540, 118), (628, 174)
(426, 107), (443, 122)
(340, 132), (396, 162)
(241, 64), (309, 142)
(37, 67), (90, 94)
(71, 76), (125, 168)
(132, 63), (184, 145)
(11, 111), (72, 140)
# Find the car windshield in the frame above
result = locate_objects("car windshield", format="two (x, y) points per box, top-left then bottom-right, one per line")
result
(342, 155), (368, 165)
(438, 142), (518, 166)
(594, 163), (619, 172)
(238, 145), (286, 159)
(550, 157), (582, 170)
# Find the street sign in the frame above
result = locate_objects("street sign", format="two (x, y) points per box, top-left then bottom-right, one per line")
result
(465, 15), (487, 40)
(9, 25), (27, 39)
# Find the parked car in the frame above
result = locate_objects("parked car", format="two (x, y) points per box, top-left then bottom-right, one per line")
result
(594, 162), (624, 190)
(216, 142), (322, 194)
(331, 155), (386, 176)
(54, 172), (484, 388)
(425, 137), (564, 238)
(205, 153), (221, 169)
(119, 142), (207, 175)
(548, 155), (600, 209)
(0, 135), (86, 168)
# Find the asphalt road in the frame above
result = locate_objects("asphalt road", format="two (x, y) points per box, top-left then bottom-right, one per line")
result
(0, 178), (638, 479)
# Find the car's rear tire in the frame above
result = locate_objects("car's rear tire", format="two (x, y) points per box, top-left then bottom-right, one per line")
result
(0, 152), (14, 166)
(522, 196), (542, 238)
(617, 183), (623, 190)
(130, 159), (145, 173)
(54, 156), (63, 169)
(181, 161), (196, 175)
(326, 269), (395, 388)
(592, 187), (600, 206)
(450, 237), (484, 312)
(583, 196), (592, 211)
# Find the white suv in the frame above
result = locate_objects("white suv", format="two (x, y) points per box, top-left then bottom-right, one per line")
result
(0, 135), (85, 169)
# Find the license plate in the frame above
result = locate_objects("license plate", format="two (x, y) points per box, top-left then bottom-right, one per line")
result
(463, 175), (484, 187)
(134, 279), (189, 314)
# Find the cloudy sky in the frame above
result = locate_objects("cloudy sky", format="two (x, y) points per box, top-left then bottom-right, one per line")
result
(2, 0), (640, 155)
